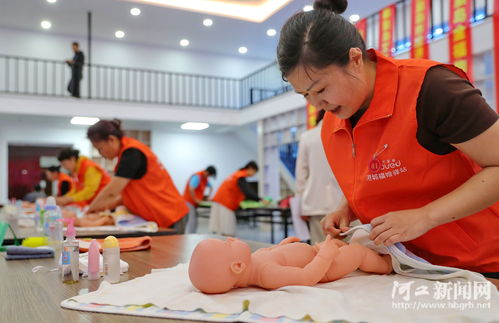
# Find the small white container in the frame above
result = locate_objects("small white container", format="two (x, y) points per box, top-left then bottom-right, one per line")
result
(103, 236), (120, 283)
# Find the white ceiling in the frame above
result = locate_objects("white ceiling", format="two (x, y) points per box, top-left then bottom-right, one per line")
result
(0, 112), (251, 134)
(0, 0), (398, 60)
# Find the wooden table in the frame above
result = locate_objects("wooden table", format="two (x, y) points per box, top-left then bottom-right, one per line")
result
(1, 234), (498, 323)
(0, 234), (270, 323)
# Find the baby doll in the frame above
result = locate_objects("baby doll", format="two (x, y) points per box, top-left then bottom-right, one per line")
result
(189, 235), (392, 294)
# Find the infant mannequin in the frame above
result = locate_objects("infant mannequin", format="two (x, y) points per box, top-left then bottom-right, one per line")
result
(189, 236), (392, 294)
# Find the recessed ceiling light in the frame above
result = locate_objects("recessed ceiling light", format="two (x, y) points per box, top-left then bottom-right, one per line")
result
(181, 122), (210, 131)
(349, 14), (360, 22)
(115, 30), (125, 38)
(71, 117), (100, 125)
(41, 20), (52, 30)
(303, 5), (313, 12)
(46, 0), (57, 3)
(130, 8), (141, 16)
(238, 46), (248, 54)
(266, 28), (277, 37)
(203, 18), (213, 27)
(180, 39), (190, 47)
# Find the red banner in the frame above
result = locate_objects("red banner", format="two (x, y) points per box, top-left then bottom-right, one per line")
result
(494, 0), (499, 112)
(449, 0), (473, 82)
(356, 18), (367, 42)
(410, 0), (430, 59)
(379, 5), (395, 56)
(306, 103), (318, 129)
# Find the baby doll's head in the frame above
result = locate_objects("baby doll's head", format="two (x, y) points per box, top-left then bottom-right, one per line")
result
(189, 237), (252, 294)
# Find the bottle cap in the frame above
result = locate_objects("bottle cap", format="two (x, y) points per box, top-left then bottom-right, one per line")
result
(103, 236), (119, 249)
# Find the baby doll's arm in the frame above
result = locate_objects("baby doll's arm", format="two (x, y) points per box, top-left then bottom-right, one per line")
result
(258, 236), (339, 289)
(278, 236), (301, 246)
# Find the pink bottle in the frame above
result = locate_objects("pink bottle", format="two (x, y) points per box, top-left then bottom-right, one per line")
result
(87, 239), (100, 280)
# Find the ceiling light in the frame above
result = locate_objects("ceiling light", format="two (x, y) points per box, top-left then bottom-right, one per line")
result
(238, 46), (248, 54)
(266, 28), (277, 37)
(303, 5), (313, 12)
(71, 117), (100, 125)
(41, 20), (52, 30)
(130, 8), (141, 16)
(180, 39), (190, 47)
(203, 18), (213, 27)
(349, 14), (360, 22)
(181, 122), (210, 131)
(46, 0), (57, 3)
(123, 0), (293, 23)
(115, 30), (125, 38)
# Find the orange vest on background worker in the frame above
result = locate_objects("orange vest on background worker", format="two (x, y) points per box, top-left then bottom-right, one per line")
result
(212, 169), (249, 211)
(183, 171), (208, 206)
(321, 50), (499, 272)
(73, 156), (111, 205)
(57, 172), (73, 196)
(116, 136), (188, 228)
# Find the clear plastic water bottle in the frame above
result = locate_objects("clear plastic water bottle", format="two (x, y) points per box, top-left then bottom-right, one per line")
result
(43, 197), (59, 236)
(34, 198), (45, 232)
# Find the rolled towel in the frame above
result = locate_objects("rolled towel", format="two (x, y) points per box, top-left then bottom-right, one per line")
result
(5, 246), (54, 260)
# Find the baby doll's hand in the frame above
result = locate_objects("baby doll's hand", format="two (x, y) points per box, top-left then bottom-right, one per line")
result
(316, 235), (340, 258)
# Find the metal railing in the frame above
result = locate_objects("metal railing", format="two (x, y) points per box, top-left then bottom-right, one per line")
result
(0, 0), (493, 109)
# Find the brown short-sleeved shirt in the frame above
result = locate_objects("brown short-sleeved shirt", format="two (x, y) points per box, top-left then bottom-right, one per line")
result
(350, 66), (498, 155)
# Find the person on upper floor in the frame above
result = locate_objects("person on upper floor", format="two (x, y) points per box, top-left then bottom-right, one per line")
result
(56, 148), (111, 207)
(85, 119), (189, 231)
(45, 165), (73, 197)
(210, 161), (266, 236)
(277, 0), (499, 277)
(183, 166), (217, 233)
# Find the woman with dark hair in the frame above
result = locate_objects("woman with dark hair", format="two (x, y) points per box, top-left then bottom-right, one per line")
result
(85, 119), (188, 230)
(45, 165), (73, 196)
(56, 148), (110, 206)
(278, 0), (499, 276)
(210, 161), (266, 236)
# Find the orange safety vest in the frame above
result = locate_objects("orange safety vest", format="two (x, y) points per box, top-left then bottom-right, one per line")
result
(72, 156), (111, 205)
(183, 171), (208, 206)
(57, 172), (73, 196)
(321, 50), (499, 272)
(212, 169), (249, 211)
(116, 136), (188, 228)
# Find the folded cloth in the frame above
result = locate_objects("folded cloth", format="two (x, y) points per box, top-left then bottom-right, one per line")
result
(78, 236), (152, 253)
(5, 246), (54, 260)
(64, 263), (499, 323)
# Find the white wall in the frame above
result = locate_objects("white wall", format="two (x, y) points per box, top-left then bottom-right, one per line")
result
(0, 117), (258, 202)
(0, 27), (270, 78)
(151, 130), (258, 195)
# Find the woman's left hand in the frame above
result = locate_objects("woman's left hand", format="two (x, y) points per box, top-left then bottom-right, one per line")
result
(369, 208), (435, 246)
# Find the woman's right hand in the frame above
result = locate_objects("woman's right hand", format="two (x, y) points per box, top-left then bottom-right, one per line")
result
(321, 202), (355, 238)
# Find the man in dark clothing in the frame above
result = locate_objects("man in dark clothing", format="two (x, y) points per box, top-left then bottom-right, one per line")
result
(66, 42), (84, 98)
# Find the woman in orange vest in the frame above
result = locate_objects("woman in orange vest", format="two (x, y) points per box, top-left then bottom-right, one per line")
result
(183, 166), (217, 233)
(45, 166), (73, 196)
(277, 0), (499, 277)
(210, 161), (265, 236)
(85, 119), (189, 230)
(56, 149), (111, 207)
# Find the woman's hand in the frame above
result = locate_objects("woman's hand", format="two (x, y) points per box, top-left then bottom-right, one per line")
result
(320, 204), (355, 238)
(369, 207), (435, 246)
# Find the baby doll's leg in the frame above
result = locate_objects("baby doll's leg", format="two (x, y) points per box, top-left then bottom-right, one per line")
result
(320, 243), (392, 282)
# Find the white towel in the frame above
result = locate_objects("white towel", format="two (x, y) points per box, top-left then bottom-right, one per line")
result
(64, 262), (499, 323)
(342, 224), (488, 282)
